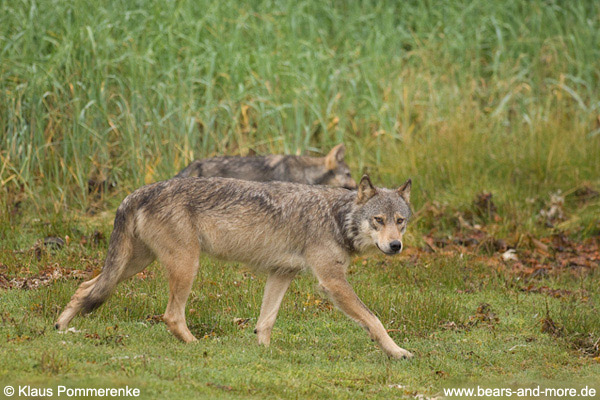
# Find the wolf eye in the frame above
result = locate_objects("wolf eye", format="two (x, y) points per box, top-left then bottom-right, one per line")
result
(396, 217), (405, 224)
(374, 216), (384, 224)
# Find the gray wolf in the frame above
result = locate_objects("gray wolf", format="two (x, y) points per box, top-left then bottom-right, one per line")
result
(175, 144), (357, 189)
(55, 175), (413, 359)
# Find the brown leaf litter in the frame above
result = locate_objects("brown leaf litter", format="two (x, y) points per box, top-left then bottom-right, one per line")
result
(1, 264), (90, 290)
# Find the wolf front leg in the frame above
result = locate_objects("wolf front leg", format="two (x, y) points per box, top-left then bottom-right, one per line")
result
(311, 258), (413, 360)
(255, 271), (296, 346)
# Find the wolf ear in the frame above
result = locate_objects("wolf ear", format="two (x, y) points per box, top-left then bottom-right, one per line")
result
(325, 144), (345, 170)
(357, 175), (377, 204)
(397, 179), (411, 203)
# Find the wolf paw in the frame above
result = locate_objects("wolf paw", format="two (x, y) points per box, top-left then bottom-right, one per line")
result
(388, 347), (414, 360)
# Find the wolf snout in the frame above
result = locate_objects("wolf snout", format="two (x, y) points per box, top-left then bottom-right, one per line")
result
(389, 241), (402, 253)
(377, 240), (403, 255)
(345, 180), (358, 190)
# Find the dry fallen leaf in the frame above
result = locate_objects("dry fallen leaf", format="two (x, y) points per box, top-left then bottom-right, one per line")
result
(502, 249), (518, 262)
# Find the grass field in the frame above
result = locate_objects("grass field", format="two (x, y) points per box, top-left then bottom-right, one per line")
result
(1, 0), (600, 398)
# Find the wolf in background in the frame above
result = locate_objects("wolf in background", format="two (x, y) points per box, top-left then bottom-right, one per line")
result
(56, 175), (413, 359)
(176, 144), (357, 189)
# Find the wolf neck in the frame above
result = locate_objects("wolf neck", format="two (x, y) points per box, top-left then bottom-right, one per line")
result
(282, 155), (330, 185)
(332, 194), (364, 254)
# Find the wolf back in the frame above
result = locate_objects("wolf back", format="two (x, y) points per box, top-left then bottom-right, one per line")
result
(176, 144), (357, 189)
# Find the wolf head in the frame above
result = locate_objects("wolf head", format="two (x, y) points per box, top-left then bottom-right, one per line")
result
(349, 175), (412, 255)
(320, 144), (357, 190)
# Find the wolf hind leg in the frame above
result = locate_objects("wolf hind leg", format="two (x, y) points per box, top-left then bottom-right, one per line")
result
(160, 251), (201, 343)
(255, 271), (296, 346)
(55, 238), (155, 330)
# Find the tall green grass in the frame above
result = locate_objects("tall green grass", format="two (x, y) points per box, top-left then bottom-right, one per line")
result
(1, 0), (599, 213)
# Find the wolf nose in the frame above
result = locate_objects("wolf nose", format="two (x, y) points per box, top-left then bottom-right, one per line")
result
(389, 241), (402, 252)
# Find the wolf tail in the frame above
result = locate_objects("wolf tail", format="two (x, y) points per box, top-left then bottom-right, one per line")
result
(55, 201), (151, 330)
(82, 208), (134, 313)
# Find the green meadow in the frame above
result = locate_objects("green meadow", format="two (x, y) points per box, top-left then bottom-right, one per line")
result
(1, 0), (599, 398)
